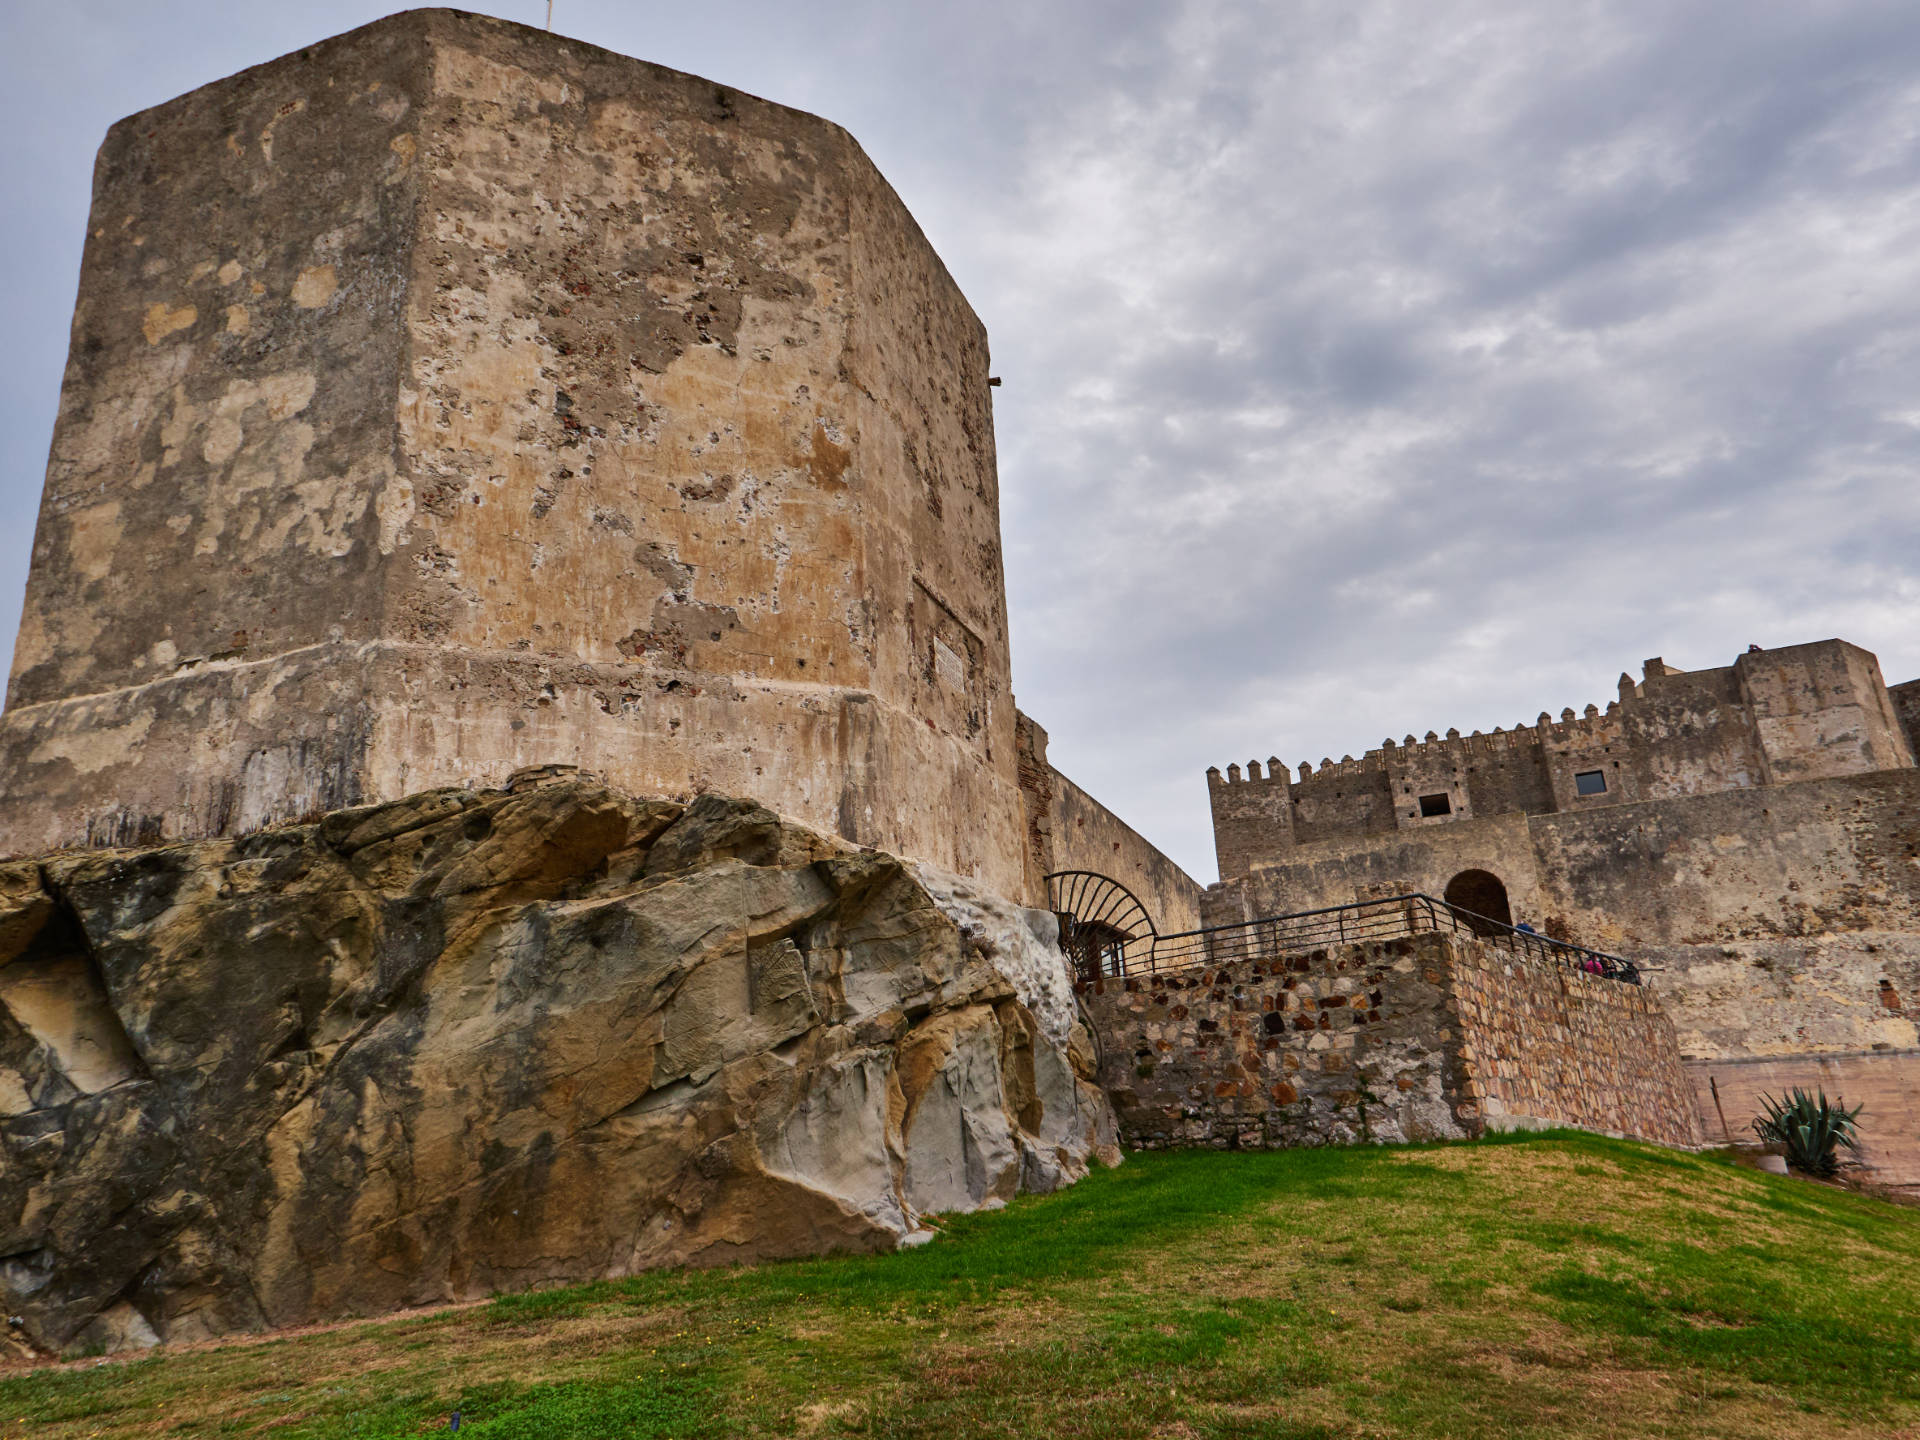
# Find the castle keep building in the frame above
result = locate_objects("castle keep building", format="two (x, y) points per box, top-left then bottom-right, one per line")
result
(1207, 638), (1920, 1192)
(0, 8), (1199, 921)
(0, 10), (1012, 897)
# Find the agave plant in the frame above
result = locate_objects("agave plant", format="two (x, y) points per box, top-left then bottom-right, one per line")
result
(1752, 1088), (1863, 1176)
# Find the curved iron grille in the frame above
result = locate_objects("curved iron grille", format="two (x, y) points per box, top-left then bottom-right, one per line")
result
(1045, 870), (1158, 982)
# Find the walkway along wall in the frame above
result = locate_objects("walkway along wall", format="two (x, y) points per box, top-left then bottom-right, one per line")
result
(1079, 931), (1701, 1152)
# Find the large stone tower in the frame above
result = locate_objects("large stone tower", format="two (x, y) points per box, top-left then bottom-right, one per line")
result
(0, 10), (1029, 896)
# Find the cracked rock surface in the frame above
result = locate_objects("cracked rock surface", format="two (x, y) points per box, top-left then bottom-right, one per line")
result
(0, 780), (1117, 1358)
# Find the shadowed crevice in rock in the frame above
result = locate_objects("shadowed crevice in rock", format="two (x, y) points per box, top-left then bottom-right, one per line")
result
(0, 867), (152, 1109)
(0, 779), (1117, 1360)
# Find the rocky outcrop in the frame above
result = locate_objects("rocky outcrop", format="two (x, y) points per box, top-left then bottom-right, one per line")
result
(0, 779), (1117, 1357)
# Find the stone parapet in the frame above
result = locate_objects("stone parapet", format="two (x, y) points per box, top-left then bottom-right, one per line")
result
(1447, 944), (1700, 1146)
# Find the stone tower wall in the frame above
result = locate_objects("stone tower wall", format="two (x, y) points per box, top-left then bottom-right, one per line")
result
(0, 10), (1030, 898)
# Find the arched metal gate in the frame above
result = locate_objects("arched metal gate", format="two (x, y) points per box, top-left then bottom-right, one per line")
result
(1045, 870), (1158, 981)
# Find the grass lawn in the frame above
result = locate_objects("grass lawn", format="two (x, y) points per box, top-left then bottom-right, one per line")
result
(5, 1131), (1918, 1438)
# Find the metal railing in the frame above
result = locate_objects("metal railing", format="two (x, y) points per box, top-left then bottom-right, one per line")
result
(1086, 893), (1639, 985)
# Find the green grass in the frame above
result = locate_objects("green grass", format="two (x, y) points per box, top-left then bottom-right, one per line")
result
(4, 1131), (1918, 1438)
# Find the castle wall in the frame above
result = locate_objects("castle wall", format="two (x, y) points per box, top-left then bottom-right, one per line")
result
(1624, 663), (1764, 799)
(1294, 762), (1398, 842)
(0, 11), (1030, 899)
(1207, 765), (1920, 1185)
(1200, 810), (1546, 929)
(1205, 762), (1296, 880)
(1525, 767), (1920, 957)
(1017, 713), (1204, 935)
(1080, 931), (1699, 1152)
(1205, 642), (1920, 1050)
(1528, 769), (1920, 1101)
(1209, 642), (1914, 893)
(1218, 771), (1920, 1040)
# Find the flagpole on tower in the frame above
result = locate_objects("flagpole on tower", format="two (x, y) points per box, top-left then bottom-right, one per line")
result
(546, 1), (554, 29)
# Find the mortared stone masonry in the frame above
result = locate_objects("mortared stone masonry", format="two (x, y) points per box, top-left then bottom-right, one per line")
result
(1080, 932), (1701, 1152)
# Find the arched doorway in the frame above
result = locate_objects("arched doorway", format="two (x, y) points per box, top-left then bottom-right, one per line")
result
(1443, 869), (1512, 935)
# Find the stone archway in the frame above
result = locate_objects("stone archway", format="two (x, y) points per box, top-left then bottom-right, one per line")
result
(1443, 869), (1512, 935)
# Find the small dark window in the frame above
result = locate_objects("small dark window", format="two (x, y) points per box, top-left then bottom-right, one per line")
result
(1418, 793), (1452, 817)
(1575, 770), (1607, 796)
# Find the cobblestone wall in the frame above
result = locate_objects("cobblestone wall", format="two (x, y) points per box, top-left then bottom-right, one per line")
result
(1081, 931), (1700, 1151)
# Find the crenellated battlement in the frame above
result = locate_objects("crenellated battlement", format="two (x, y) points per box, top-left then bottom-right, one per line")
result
(1209, 687), (1638, 790)
(1208, 641), (1917, 881)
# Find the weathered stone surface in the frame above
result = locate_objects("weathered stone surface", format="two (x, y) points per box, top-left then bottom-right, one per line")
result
(0, 780), (1115, 1357)
(0, 8), (1031, 902)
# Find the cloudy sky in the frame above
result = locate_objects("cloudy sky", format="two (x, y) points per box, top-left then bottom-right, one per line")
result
(4, 1), (1919, 881)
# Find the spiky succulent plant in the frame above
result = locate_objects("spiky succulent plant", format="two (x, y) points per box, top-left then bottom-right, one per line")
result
(1752, 1088), (1863, 1177)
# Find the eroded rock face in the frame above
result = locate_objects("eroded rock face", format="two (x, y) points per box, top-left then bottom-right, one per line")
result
(0, 780), (1117, 1357)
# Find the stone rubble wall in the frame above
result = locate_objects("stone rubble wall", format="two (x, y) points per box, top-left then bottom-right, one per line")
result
(1080, 931), (1698, 1152)
(1083, 935), (1469, 1150)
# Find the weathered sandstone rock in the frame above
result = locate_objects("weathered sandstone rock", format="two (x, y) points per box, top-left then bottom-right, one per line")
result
(0, 778), (1116, 1357)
